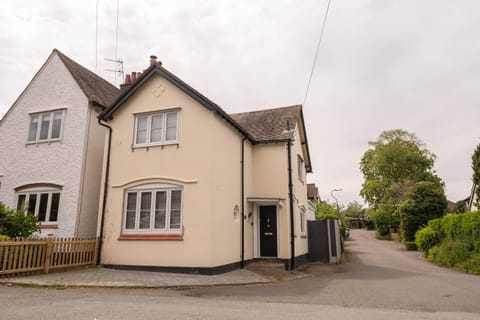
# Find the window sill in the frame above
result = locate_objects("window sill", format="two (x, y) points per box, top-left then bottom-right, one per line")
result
(131, 143), (179, 151)
(26, 139), (61, 146)
(39, 224), (58, 229)
(300, 234), (307, 239)
(118, 234), (183, 241)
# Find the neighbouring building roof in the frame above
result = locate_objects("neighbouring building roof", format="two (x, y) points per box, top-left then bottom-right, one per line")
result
(55, 49), (120, 108)
(307, 183), (320, 201)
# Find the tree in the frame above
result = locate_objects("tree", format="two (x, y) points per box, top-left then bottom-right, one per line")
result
(315, 201), (339, 220)
(0, 203), (39, 238)
(360, 129), (441, 208)
(472, 142), (480, 209)
(342, 201), (366, 228)
(454, 200), (468, 214)
(399, 181), (447, 242)
(359, 130), (444, 238)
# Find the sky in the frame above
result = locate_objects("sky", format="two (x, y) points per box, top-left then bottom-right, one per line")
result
(0, 0), (478, 206)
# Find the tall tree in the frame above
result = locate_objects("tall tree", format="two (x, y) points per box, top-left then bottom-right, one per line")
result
(360, 129), (441, 208)
(472, 142), (480, 208)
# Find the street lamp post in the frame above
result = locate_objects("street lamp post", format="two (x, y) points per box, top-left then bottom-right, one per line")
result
(330, 188), (343, 217)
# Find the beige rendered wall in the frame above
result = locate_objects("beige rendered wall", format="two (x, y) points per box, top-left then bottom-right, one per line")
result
(75, 106), (106, 237)
(209, 112), (247, 267)
(100, 73), (247, 268)
(250, 143), (291, 259)
(291, 126), (309, 257)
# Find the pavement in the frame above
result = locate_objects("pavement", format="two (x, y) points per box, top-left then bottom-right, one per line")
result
(0, 262), (309, 289)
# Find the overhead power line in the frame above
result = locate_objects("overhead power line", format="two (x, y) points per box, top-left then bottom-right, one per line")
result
(303, 0), (332, 106)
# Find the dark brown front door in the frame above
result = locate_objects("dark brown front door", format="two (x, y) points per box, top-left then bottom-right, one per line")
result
(259, 205), (277, 257)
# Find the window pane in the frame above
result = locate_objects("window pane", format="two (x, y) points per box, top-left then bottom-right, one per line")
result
(171, 190), (181, 210)
(136, 116), (148, 144)
(170, 190), (182, 229)
(27, 194), (37, 216)
(165, 113), (177, 141)
(150, 115), (163, 143)
(28, 115), (39, 141)
(51, 111), (63, 139)
(125, 193), (137, 229)
(38, 193), (49, 222)
(154, 191), (166, 229)
(139, 192), (152, 229)
(49, 193), (60, 222)
(39, 113), (50, 140)
(17, 194), (26, 211)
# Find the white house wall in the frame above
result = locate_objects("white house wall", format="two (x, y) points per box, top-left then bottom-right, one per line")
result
(0, 53), (89, 237)
(75, 105), (106, 237)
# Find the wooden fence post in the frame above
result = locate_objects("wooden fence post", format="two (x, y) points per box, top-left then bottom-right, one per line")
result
(44, 238), (53, 274)
(93, 237), (100, 265)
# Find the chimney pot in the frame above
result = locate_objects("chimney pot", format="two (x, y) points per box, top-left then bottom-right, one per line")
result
(150, 55), (157, 65)
(125, 74), (131, 84)
(131, 72), (137, 82)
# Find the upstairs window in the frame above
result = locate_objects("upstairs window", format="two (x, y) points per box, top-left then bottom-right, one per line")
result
(17, 190), (61, 223)
(297, 155), (305, 182)
(134, 111), (178, 147)
(28, 110), (64, 143)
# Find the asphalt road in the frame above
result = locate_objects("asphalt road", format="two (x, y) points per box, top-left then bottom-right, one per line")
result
(1, 229), (479, 319)
(187, 229), (480, 313)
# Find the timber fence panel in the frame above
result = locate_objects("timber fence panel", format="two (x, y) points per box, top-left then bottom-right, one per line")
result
(0, 237), (99, 277)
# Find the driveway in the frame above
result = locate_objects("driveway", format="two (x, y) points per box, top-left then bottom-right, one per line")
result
(186, 229), (480, 313)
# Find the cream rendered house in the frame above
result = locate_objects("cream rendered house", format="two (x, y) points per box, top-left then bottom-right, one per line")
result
(0, 49), (119, 237)
(98, 56), (312, 274)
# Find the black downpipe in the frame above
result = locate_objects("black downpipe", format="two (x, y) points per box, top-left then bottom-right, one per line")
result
(287, 138), (295, 270)
(97, 118), (113, 265)
(240, 138), (247, 268)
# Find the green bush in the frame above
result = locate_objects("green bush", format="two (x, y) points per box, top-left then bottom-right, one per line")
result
(399, 181), (447, 242)
(415, 226), (438, 254)
(416, 211), (480, 274)
(461, 253), (480, 275)
(0, 203), (39, 238)
(428, 240), (471, 267)
(371, 207), (399, 238)
(404, 241), (418, 251)
(0, 234), (9, 240)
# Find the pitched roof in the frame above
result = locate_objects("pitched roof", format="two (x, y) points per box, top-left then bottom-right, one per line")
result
(230, 105), (301, 143)
(100, 62), (254, 141)
(54, 49), (119, 108)
(230, 105), (312, 172)
(100, 59), (312, 172)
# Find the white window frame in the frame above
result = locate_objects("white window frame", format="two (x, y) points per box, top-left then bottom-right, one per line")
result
(122, 183), (183, 234)
(297, 155), (305, 182)
(27, 109), (65, 144)
(133, 110), (179, 147)
(300, 207), (306, 234)
(16, 188), (61, 224)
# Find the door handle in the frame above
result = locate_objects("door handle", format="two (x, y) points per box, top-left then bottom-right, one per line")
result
(264, 232), (273, 236)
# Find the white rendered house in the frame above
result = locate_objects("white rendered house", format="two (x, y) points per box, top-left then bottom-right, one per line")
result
(0, 49), (119, 237)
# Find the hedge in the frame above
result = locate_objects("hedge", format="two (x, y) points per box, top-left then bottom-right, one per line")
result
(416, 211), (480, 274)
